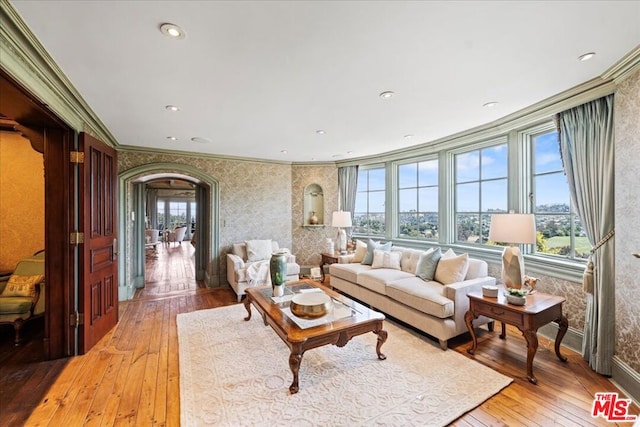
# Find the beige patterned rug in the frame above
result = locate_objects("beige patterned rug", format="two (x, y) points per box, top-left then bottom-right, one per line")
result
(177, 304), (512, 426)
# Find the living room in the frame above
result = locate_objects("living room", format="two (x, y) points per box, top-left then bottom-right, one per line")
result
(1, 1), (639, 425)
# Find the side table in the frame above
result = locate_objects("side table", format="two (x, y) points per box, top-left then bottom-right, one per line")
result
(319, 252), (339, 283)
(464, 289), (568, 384)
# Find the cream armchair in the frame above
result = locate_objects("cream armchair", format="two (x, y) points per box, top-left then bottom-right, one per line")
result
(226, 240), (300, 302)
(166, 226), (187, 246)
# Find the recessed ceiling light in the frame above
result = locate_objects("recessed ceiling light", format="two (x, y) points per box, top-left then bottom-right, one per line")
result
(316, 130), (326, 135)
(160, 23), (186, 39)
(483, 101), (498, 108)
(281, 150), (288, 154)
(165, 105), (180, 112)
(191, 137), (211, 144)
(347, 151), (353, 155)
(166, 136), (177, 141)
(403, 134), (414, 139)
(379, 91), (395, 99)
(578, 52), (596, 62)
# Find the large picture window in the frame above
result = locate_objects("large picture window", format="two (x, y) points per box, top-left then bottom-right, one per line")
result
(531, 130), (587, 259)
(455, 143), (508, 244)
(354, 166), (385, 236)
(398, 159), (438, 239)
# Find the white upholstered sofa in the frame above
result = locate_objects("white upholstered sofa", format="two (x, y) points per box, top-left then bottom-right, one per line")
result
(329, 241), (495, 350)
(226, 240), (300, 302)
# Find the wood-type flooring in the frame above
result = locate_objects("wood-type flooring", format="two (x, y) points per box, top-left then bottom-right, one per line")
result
(0, 243), (637, 426)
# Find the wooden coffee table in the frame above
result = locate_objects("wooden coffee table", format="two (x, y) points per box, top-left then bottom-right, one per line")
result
(243, 279), (387, 394)
(464, 288), (568, 384)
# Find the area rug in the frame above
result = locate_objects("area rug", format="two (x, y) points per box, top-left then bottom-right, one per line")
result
(177, 304), (512, 426)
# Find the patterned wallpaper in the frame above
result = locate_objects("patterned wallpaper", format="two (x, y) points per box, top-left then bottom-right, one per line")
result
(0, 133), (45, 271)
(614, 67), (640, 373)
(118, 151), (292, 285)
(291, 164), (339, 268)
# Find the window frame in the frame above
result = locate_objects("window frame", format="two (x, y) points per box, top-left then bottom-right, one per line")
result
(352, 164), (387, 237)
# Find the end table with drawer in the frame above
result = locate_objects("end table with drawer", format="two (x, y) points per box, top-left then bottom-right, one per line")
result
(319, 252), (340, 283)
(464, 288), (568, 384)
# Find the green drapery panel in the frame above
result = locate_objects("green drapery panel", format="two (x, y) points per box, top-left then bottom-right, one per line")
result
(557, 94), (615, 375)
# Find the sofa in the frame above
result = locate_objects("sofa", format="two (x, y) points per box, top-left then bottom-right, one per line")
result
(227, 240), (300, 302)
(329, 241), (495, 350)
(0, 250), (45, 345)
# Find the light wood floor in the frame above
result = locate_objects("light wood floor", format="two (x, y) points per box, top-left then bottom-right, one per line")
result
(0, 243), (637, 426)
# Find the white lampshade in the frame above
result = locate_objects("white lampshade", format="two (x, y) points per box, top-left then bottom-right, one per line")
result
(488, 213), (536, 245)
(331, 211), (352, 228)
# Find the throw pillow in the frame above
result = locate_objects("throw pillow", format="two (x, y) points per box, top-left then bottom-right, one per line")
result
(350, 240), (368, 263)
(1, 274), (43, 297)
(434, 253), (470, 285)
(415, 247), (442, 281)
(371, 249), (401, 270)
(245, 239), (273, 262)
(361, 239), (392, 266)
(441, 248), (456, 259)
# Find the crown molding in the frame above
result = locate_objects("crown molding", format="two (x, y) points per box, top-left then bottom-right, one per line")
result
(602, 44), (640, 83)
(0, 0), (117, 146)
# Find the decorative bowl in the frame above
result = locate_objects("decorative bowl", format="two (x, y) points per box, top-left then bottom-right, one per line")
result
(506, 294), (526, 306)
(290, 292), (332, 319)
(482, 285), (499, 298)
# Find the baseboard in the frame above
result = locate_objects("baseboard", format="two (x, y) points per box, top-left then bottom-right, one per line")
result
(538, 323), (583, 354)
(611, 357), (640, 406)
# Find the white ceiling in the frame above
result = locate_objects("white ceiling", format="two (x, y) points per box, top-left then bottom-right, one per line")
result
(10, 1), (640, 162)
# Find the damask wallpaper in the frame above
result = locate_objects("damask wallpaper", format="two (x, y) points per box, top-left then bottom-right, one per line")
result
(0, 132), (45, 271)
(614, 67), (640, 373)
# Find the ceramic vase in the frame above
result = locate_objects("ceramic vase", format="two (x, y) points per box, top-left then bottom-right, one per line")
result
(309, 211), (319, 225)
(270, 251), (287, 295)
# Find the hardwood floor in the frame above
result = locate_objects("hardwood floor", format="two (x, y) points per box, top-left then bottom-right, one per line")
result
(0, 243), (637, 426)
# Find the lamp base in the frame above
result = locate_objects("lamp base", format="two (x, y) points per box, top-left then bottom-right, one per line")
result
(502, 246), (525, 289)
(336, 228), (347, 253)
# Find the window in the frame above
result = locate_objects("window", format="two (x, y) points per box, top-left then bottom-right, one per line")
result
(398, 159), (438, 239)
(169, 201), (188, 228)
(156, 201), (165, 230)
(455, 143), (508, 244)
(354, 166), (385, 236)
(531, 130), (587, 259)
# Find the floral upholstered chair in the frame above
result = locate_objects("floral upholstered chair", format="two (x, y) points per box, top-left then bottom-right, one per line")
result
(0, 250), (45, 345)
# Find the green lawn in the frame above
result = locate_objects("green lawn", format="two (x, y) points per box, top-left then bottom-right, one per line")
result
(545, 236), (591, 254)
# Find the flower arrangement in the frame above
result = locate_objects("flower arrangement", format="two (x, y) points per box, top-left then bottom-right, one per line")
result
(506, 287), (529, 297)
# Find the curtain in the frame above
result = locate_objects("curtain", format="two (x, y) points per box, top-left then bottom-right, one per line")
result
(338, 166), (358, 216)
(556, 94), (615, 375)
(146, 188), (159, 229)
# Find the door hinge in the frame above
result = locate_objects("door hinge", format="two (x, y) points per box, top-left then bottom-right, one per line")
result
(70, 151), (85, 163)
(70, 232), (85, 245)
(71, 311), (84, 327)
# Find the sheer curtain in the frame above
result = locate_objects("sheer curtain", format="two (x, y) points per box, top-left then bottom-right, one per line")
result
(338, 166), (358, 215)
(556, 94), (615, 375)
(146, 188), (159, 229)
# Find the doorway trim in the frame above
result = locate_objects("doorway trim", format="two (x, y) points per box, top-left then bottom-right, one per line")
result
(118, 162), (220, 300)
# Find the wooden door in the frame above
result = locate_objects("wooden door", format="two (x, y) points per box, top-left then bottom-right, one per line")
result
(78, 132), (118, 353)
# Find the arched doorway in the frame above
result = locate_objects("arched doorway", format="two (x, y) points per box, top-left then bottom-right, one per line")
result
(118, 164), (220, 301)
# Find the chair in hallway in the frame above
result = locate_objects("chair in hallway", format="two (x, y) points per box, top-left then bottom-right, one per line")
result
(166, 226), (187, 246)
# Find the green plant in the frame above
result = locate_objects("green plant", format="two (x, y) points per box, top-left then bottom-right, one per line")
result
(506, 288), (528, 297)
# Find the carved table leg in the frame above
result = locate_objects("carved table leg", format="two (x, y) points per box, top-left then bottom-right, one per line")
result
(288, 348), (304, 394)
(374, 328), (388, 360)
(555, 315), (569, 362)
(243, 297), (252, 321)
(522, 328), (539, 384)
(464, 310), (478, 355)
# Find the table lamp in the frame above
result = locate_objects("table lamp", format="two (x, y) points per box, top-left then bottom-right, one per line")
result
(488, 213), (536, 289)
(332, 211), (352, 253)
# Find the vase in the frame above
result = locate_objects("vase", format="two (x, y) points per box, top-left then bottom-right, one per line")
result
(309, 211), (319, 225)
(270, 251), (288, 295)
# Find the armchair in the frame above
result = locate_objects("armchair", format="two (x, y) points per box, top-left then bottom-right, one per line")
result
(166, 226), (187, 246)
(226, 240), (300, 302)
(0, 250), (45, 345)
(145, 229), (160, 249)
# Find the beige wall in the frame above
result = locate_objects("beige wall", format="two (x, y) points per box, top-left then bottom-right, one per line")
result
(614, 67), (640, 373)
(0, 132), (44, 271)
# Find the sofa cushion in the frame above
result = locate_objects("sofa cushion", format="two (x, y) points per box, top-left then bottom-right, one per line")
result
(330, 263), (372, 284)
(357, 269), (413, 295)
(1, 274), (43, 298)
(398, 247), (425, 274)
(371, 250), (401, 270)
(416, 247), (441, 281)
(386, 277), (455, 319)
(350, 240), (368, 263)
(362, 239), (392, 265)
(0, 296), (33, 314)
(245, 239), (273, 262)
(434, 253), (469, 285)
(465, 258), (488, 280)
